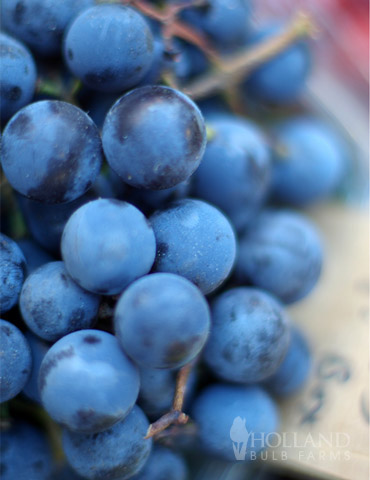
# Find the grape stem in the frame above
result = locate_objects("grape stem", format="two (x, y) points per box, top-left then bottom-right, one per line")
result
(182, 11), (318, 100)
(122, 0), (219, 60)
(144, 360), (194, 439)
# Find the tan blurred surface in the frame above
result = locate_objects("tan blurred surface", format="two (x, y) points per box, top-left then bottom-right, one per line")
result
(270, 203), (369, 480)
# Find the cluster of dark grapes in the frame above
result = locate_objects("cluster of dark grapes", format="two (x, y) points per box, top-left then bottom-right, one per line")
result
(0, 0), (348, 479)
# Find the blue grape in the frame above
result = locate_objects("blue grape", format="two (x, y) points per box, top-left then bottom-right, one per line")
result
(1, 100), (103, 203)
(22, 331), (50, 403)
(172, 41), (209, 81)
(64, 4), (154, 92)
(132, 445), (188, 480)
(265, 327), (312, 396)
(17, 193), (93, 254)
(110, 172), (192, 215)
(0, 33), (37, 124)
(38, 329), (140, 433)
(204, 288), (290, 383)
(102, 85), (206, 189)
(236, 210), (323, 304)
(181, 0), (252, 48)
(0, 320), (31, 403)
(0, 421), (53, 480)
(193, 115), (271, 232)
(20, 261), (100, 342)
(61, 199), (156, 295)
(137, 36), (167, 86)
(192, 384), (279, 461)
(138, 368), (175, 418)
(243, 24), (311, 103)
(0, 233), (26, 313)
(62, 405), (152, 480)
(1, 0), (94, 56)
(271, 117), (346, 205)
(17, 238), (54, 275)
(150, 199), (236, 294)
(138, 367), (196, 419)
(115, 273), (210, 369)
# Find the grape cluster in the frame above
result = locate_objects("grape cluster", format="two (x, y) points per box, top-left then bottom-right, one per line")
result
(1, 0), (348, 478)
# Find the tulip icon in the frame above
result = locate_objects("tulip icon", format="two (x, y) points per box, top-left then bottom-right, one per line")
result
(230, 416), (250, 460)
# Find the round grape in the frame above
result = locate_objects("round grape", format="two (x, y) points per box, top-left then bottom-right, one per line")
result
(39, 329), (140, 433)
(102, 86), (206, 189)
(1, 100), (103, 203)
(61, 199), (156, 295)
(115, 273), (210, 369)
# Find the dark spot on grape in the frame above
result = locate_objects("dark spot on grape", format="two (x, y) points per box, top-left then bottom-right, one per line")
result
(67, 48), (73, 61)
(69, 308), (85, 330)
(7, 112), (32, 136)
(76, 409), (94, 423)
(30, 298), (53, 330)
(222, 345), (234, 362)
(85, 68), (117, 87)
(14, 1), (26, 24)
(156, 242), (168, 257)
(83, 335), (101, 344)
(3, 86), (22, 102)
(39, 346), (75, 391)
(135, 65), (142, 73)
(75, 410), (117, 432)
(0, 463), (7, 475)
(21, 369), (29, 374)
(165, 336), (202, 365)
(60, 272), (69, 286)
(1, 325), (12, 336)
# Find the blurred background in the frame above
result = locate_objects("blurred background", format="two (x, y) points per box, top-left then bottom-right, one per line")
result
(191, 1), (369, 479)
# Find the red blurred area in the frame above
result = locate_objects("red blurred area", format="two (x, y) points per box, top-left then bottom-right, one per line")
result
(254, 0), (369, 98)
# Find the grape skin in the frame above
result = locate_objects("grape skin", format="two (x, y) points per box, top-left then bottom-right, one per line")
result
(236, 209), (323, 303)
(0, 233), (27, 313)
(0, 421), (53, 480)
(271, 117), (346, 205)
(61, 199), (156, 295)
(39, 329), (140, 433)
(115, 273), (210, 369)
(132, 446), (188, 480)
(194, 114), (271, 232)
(0, 33), (37, 124)
(1, 100), (103, 204)
(243, 23), (311, 103)
(20, 261), (100, 342)
(150, 199), (237, 294)
(192, 384), (279, 462)
(265, 326), (312, 396)
(62, 406), (152, 480)
(22, 331), (50, 404)
(1, 0), (94, 56)
(0, 319), (32, 403)
(204, 288), (291, 383)
(102, 86), (206, 190)
(63, 5), (154, 92)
